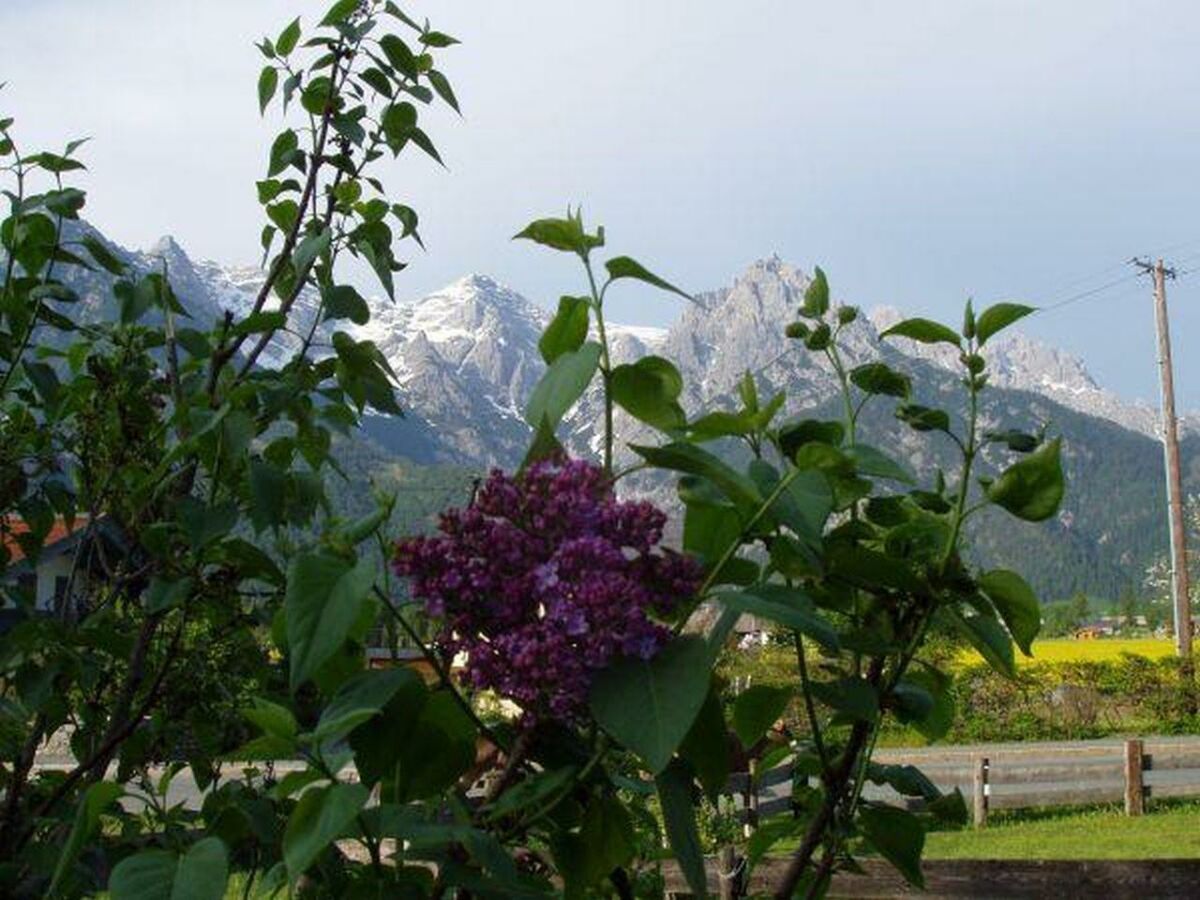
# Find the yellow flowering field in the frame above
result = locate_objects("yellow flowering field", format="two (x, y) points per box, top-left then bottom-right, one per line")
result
(958, 638), (1178, 668)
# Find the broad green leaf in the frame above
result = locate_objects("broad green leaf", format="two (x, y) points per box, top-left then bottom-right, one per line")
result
(953, 609), (1016, 677)
(687, 410), (755, 441)
(312, 668), (419, 743)
(847, 445), (915, 484)
(320, 0), (361, 26)
(857, 805), (925, 888)
(242, 697), (297, 741)
(610, 356), (686, 431)
(986, 437), (1064, 522)
(275, 18), (301, 55)
(49, 781), (122, 896)
(978, 569), (1040, 656)
(975, 302), (1035, 345)
(283, 783), (368, 883)
(731, 684), (792, 748)
(604, 256), (692, 302)
(679, 685), (730, 802)
(896, 403), (950, 433)
(802, 266), (829, 317)
(285, 553), (375, 690)
(513, 211), (604, 257)
(80, 234), (126, 275)
(715, 587), (839, 652)
(632, 442), (762, 514)
(144, 576), (193, 614)
(881, 317), (962, 348)
(903, 668), (955, 741)
(538, 295), (590, 363)
(810, 676), (879, 722)
(323, 283), (370, 325)
(428, 69), (460, 113)
(258, 66), (278, 114)
(231, 311), (285, 337)
(655, 760), (708, 899)
(589, 636), (711, 773)
(108, 837), (228, 900)
(747, 460), (831, 543)
(576, 794), (636, 884)
(524, 341), (601, 429)
(850, 362), (911, 398)
(292, 226), (331, 274)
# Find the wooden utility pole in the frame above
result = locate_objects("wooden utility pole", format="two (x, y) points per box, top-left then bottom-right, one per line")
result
(1137, 257), (1192, 657)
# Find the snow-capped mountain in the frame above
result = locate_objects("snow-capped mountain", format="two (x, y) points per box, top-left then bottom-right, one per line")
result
(63, 222), (1186, 458)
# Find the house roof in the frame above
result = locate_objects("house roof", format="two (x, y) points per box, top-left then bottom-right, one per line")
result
(2, 515), (89, 563)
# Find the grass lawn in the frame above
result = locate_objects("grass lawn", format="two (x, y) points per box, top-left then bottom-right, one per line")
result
(925, 801), (1200, 859)
(957, 637), (1177, 668)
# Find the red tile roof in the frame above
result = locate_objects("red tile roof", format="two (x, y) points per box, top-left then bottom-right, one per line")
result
(2, 515), (88, 563)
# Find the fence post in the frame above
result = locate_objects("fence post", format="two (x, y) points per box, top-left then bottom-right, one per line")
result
(717, 844), (738, 900)
(743, 758), (758, 838)
(1124, 739), (1145, 816)
(972, 756), (988, 828)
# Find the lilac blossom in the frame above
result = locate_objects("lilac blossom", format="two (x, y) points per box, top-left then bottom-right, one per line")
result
(394, 457), (701, 722)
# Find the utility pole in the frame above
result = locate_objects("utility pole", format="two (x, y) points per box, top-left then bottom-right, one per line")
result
(1135, 257), (1192, 658)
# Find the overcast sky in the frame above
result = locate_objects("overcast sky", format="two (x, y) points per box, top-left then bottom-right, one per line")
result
(3, 1), (1199, 405)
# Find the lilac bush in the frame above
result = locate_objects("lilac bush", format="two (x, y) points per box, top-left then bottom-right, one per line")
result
(394, 457), (702, 721)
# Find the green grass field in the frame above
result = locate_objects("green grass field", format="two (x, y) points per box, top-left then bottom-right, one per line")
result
(958, 637), (1177, 668)
(925, 801), (1200, 859)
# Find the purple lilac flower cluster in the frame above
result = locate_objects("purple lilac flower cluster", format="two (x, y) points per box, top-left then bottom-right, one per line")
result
(394, 458), (701, 722)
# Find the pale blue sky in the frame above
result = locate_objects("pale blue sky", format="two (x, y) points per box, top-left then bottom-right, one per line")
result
(3, 1), (1199, 405)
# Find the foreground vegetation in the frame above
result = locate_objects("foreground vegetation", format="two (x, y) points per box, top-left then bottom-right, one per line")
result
(1, 1), (1066, 897)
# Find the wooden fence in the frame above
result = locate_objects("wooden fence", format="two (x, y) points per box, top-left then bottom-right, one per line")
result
(723, 736), (1200, 830)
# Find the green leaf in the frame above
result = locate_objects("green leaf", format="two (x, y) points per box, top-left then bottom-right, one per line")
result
(293, 226), (331, 273)
(604, 256), (692, 302)
(803, 266), (829, 316)
(322, 284), (370, 325)
(312, 668), (418, 743)
(655, 760), (709, 899)
(850, 362), (911, 398)
(881, 317), (962, 348)
(847, 445), (915, 483)
(904, 668), (955, 741)
(108, 837), (228, 900)
(610, 356), (686, 431)
(810, 676), (879, 722)
(975, 302), (1035, 345)
(679, 686), (730, 802)
(49, 781), (122, 896)
(513, 211), (604, 258)
(524, 341), (601, 430)
(144, 576), (194, 614)
(746, 460), (832, 544)
(953, 609), (1016, 678)
(484, 766), (577, 822)
(576, 794), (636, 884)
(732, 684), (792, 748)
(243, 697), (297, 741)
(258, 66), (278, 114)
(386, 690), (477, 802)
(231, 311), (286, 337)
(589, 636), (711, 773)
(858, 805), (925, 888)
(978, 569), (1040, 656)
(275, 18), (301, 55)
(283, 783), (368, 883)
(632, 442), (762, 514)
(986, 437), (1064, 522)
(285, 553), (375, 690)
(428, 69), (460, 113)
(320, 0), (361, 26)
(267, 130), (299, 177)
(538, 295), (590, 363)
(716, 586), (839, 652)
(80, 234), (126, 275)
(896, 403), (950, 433)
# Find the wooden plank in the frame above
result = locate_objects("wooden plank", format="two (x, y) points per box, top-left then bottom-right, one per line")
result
(1125, 739), (1144, 816)
(987, 760), (1123, 785)
(1144, 749), (1200, 771)
(757, 764), (793, 789)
